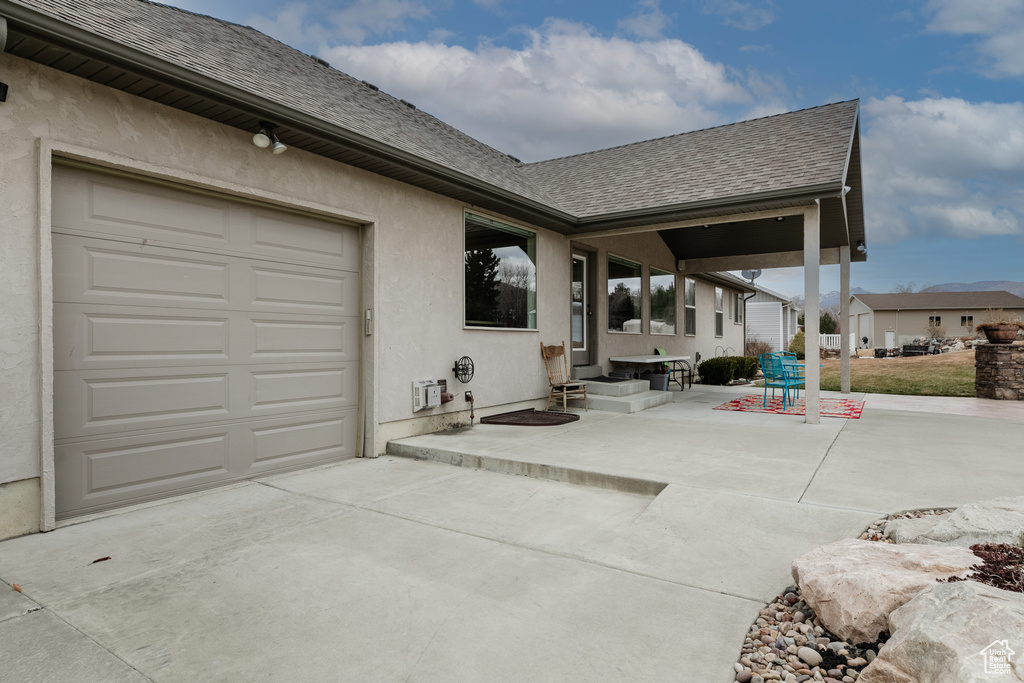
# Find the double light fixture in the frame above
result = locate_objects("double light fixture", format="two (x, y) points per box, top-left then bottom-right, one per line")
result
(252, 121), (287, 154)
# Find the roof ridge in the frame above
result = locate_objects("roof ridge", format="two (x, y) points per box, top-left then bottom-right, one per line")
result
(524, 99), (860, 167)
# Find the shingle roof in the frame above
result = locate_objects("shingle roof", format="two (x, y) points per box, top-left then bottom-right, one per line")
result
(520, 101), (859, 217)
(854, 292), (1024, 311)
(5, 0), (861, 229)
(8, 0), (559, 208)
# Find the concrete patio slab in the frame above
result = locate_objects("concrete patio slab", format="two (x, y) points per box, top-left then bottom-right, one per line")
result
(3, 383), (1020, 682)
(0, 465), (758, 682)
(801, 408), (1024, 511)
(0, 582), (38, 623)
(0, 610), (148, 682)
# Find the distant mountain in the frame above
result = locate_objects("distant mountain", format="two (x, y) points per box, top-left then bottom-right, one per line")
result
(789, 282), (1024, 310)
(921, 281), (1024, 298)
(791, 287), (872, 310)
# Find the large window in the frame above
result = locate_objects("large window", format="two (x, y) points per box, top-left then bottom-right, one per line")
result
(734, 292), (744, 325)
(650, 268), (676, 335)
(684, 277), (696, 335)
(608, 255), (641, 333)
(715, 287), (724, 337)
(961, 315), (974, 328)
(464, 213), (537, 329)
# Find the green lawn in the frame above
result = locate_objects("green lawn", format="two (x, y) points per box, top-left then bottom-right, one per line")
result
(817, 351), (976, 397)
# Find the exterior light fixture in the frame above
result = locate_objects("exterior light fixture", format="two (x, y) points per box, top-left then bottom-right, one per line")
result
(702, 224), (711, 229)
(856, 240), (867, 254)
(774, 216), (785, 222)
(252, 121), (287, 154)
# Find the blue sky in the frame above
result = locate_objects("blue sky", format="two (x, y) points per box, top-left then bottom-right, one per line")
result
(161, 0), (1024, 298)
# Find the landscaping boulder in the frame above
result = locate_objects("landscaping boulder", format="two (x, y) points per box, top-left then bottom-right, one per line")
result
(859, 581), (1024, 683)
(885, 497), (1024, 548)
(791, 539), (978, 643)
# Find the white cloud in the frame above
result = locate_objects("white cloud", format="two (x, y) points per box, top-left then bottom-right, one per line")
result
(699, 0), (775, 31)
(618, 0), (672, 39)
(862, 96), (1024, 242)
(251, 0), (433, 46)
(925, 0), (1024, 77)
(324, 19), (759, 160)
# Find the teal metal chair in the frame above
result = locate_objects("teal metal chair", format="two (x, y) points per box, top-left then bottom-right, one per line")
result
(759, 353), (805, 408)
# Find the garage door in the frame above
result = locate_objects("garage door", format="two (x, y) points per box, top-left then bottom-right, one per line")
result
(52, 165), (360, 518)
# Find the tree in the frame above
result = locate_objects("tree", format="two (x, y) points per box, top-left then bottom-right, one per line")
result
(798, 310), (839, 334)
(608, 282), (636, 331)
(893, 282), (917, 294)
(497, 260), (534, 328)
(464, 249), (501, 325)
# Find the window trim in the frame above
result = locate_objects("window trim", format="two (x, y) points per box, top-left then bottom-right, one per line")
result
(684, 277), (696, 336)
(607, 253), (642, 334)
(733, 291), (744, 325)
(463, 211), (538, 331)
(715, 287), (724, 338)
(961, 315), (974, 328)
(649, 267), (676, 336)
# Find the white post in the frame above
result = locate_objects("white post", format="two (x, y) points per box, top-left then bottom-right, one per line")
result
(803, 203), (821, 424)
(840, 244), (851, 394)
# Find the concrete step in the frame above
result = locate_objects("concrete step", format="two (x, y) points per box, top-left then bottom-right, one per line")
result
(583, 378), (649, 397)
(586, 389), (673, 414)
(571, 365), (603, 380)
(385, 440), (667, 496)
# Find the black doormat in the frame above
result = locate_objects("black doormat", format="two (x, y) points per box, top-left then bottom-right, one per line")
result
(480, 409), (581, 426)
(583, 375), (630, 383)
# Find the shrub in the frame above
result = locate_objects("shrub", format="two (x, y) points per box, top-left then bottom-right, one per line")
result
(733, 356), (760, 380)
(697, 356), (759, 385)
(788, 331), (806, 360)
(697, 357), (734, 385)
(745, 338), (773, 357)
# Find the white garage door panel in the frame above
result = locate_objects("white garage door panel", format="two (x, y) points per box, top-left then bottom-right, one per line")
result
(53, 166), (361, 518)
(53, 235), (358, 316)
(53, 165), (359, 271)
(55, 362), (356, 439)
(54, 304), (357, 369)
(54, 409), (356, 515)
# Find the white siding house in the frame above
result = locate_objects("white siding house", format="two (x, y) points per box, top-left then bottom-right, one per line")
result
(747, 285), (799, 352)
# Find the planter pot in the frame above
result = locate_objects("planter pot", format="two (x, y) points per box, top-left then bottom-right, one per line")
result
(979, 324), (1021, 344)
(639, 372), (669, 391)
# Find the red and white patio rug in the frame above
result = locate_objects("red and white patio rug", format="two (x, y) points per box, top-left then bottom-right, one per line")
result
(714, 394), (865, 419)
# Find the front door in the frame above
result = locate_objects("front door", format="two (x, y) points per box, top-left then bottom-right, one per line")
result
(571, 253), (591, 366)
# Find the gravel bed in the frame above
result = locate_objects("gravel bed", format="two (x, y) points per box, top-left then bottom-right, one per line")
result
(733, 508), (954, 682)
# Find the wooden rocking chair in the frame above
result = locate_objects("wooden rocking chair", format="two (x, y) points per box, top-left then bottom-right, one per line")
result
(540, 341), (588, 412)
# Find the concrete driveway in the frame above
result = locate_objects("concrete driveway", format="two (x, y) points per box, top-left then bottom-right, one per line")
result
(2, 386), (1022, 682)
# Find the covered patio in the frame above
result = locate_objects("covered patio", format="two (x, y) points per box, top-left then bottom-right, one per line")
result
(530, 100), (866, 422)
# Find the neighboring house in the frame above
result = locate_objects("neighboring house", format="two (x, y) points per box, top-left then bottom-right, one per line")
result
(746, 285), (800, 352)
(0, 0), (865, 535)
(850, 292), (1024, 347)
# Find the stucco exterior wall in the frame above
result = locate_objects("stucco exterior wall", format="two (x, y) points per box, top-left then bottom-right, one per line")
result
(0, 56), (571, 521)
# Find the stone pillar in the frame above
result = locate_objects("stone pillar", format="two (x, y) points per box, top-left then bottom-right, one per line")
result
(975, 343), (1024, 400)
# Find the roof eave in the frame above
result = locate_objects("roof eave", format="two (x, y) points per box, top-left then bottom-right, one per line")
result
(0, 0), (579, 227)
(570, 182), (846, 233)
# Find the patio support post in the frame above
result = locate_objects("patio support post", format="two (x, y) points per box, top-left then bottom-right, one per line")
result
(840, 244), (851, 394)
(803, 202), (821, 424)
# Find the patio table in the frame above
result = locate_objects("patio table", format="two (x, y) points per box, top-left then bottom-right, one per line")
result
(609, 354), (690, 382)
